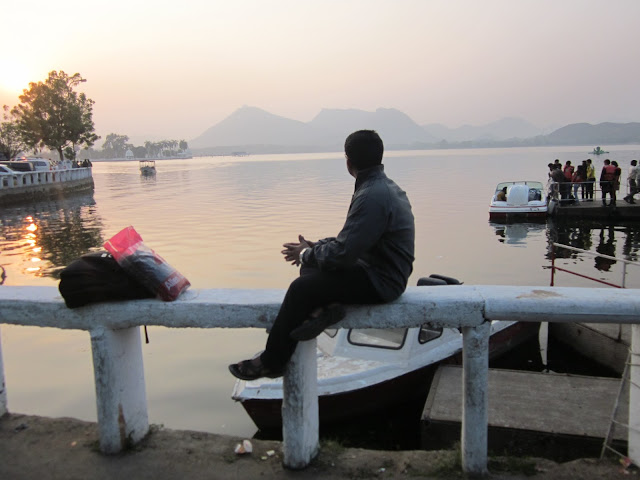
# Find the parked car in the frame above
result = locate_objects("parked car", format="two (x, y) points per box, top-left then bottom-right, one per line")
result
(0, 161), (35, 172)
(14, 157), (52, 171)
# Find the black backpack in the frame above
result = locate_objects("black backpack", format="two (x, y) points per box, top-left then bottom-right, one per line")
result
(59, 251), (155, 309)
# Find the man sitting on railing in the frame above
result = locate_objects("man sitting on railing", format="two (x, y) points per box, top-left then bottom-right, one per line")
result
(229, 130), (416, 380)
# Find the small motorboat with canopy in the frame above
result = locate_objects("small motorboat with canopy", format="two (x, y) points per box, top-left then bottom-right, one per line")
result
(489, 181), (547, 220)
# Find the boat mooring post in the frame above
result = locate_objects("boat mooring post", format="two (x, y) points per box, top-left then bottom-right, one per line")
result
(282, 339), (319, 469)
(461, 321), (490, 476)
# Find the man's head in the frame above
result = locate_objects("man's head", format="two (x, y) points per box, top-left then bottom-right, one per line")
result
(344, 130), (384, 173)
(604, 159), (611, 165)
(632, 160), (637, 166)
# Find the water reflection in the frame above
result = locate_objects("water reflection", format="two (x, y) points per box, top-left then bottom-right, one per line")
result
(489, 221), (546, 245)
(0, 192), (105, 282)
(595, 226), (616, 271)
(490, 217), (640, 287)
(545, 219), (640, 262)
(543, 219), (640, 286)
(140, 172), (156, 183)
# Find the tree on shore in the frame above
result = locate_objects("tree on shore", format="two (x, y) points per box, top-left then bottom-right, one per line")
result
(0, 106), (27, 160)
(10, 71), (100, 161)
(102, 133), (130, 158)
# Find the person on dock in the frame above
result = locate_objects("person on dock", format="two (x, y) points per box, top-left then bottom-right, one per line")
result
(613, 161), (622, 190)
(562, 161), (575, 203)
(550, 163), (566, 202)
(573, 161), (587, 201)
(624, 160), (638, 204)
(228, 130), (416, 381)
(585, 159), (595, 201)
(563, 161), (574, 182)
(600, 159), (617, 205)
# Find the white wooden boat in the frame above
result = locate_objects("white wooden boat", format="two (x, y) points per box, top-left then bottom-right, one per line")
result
(139, 160), (156, 175)
(231, 309), (538, 431)
(489, 181), (547, 220)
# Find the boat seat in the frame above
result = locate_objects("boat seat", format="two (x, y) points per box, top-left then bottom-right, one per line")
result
(506, 184), (529, 205)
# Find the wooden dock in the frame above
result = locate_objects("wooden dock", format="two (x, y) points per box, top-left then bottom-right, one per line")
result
(422, 365), (627, 460)
(551, 199), (640, 220)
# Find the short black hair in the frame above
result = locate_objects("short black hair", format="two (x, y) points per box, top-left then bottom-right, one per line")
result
(344, 130), (384, 170)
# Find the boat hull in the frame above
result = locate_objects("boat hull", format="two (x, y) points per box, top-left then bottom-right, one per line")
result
(489, 209), (547, 221)
(236, 321), (539, 431)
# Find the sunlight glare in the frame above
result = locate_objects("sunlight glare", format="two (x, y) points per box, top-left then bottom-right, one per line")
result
(0, 60), (36, 95)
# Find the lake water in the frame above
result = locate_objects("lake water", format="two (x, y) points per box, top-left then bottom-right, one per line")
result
(2, 145), (640, 440)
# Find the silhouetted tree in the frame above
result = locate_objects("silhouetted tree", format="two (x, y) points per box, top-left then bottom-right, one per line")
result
(11, 71), (99, 161)
(0, 106), (27, 159)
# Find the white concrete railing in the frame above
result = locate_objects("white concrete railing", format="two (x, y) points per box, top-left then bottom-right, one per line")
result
(0, 167), (92, 190)
(1, 285), (640, 474)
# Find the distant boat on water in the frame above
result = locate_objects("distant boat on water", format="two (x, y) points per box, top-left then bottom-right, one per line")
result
(591, 146), (609, 155)
(139, 160), (156, 175)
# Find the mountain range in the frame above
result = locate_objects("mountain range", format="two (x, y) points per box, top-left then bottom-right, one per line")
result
(189, 106), (640, 154)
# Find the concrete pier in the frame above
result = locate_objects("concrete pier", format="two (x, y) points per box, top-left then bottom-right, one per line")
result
(551, 199), (640, 220)
(422, 365), (626, 459)
(0, 168), (94, 205)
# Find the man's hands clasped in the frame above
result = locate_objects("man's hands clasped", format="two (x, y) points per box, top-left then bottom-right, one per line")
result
(282, 235), (315, 266)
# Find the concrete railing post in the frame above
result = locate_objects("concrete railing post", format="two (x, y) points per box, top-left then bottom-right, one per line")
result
(630, 324), (640, 464)
(282, 339), (319, 469)
(461, 321), (490, 476)
(0, 327), (6, 417)
(89, 326), (149, 454)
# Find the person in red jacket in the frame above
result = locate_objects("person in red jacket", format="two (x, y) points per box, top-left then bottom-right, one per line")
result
(600, 159), (617, 205)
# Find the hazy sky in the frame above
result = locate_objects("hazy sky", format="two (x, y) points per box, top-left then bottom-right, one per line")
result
(2, 1), (639, 143)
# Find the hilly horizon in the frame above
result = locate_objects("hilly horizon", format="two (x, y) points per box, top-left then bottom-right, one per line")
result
(189, 106), (640, 154)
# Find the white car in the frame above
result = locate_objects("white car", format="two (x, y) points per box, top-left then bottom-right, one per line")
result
(13, 157), (52, 171)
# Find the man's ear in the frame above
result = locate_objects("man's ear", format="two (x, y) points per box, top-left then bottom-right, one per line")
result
(346, 156), (358, 177)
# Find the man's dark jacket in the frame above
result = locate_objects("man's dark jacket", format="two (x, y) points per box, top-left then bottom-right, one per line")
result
(300, 164), (415, 302)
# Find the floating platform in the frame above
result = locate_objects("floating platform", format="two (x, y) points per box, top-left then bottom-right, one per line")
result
(421, 365), (626, 460)
(550, 199), (640, 220)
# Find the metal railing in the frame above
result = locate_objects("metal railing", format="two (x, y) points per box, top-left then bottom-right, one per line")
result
(550, 242), (640, 288)
(1, 285), (640, 475)
(547, 179), (632, 203)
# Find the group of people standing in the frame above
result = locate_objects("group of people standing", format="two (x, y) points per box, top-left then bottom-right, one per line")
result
(548, 157), (639, 206)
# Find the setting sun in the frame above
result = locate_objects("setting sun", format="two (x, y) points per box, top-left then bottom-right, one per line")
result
(0, 60), (37, 96)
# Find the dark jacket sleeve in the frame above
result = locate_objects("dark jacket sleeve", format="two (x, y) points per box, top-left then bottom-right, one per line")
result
(306, 184), (388, 270)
